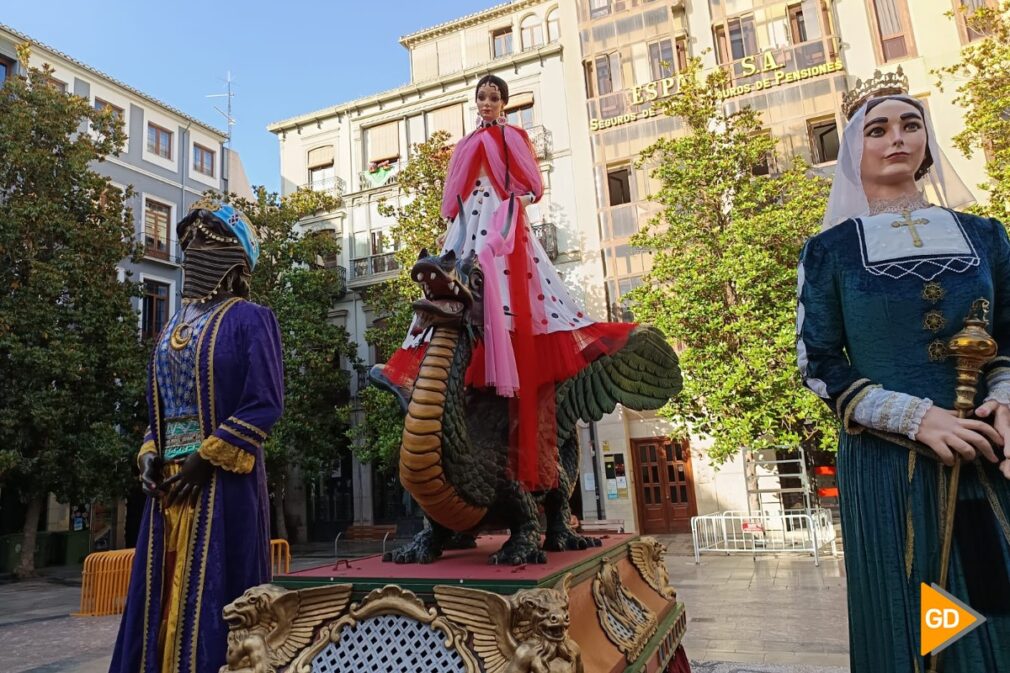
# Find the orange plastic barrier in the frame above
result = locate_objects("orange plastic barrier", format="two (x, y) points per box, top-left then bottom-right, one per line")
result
(77, 539), (291, 617)
(270, 538), (291, 576)
(76, 548), (135, 616)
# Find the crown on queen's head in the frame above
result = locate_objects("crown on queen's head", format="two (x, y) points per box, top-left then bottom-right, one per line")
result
(841, 65), (910, 119)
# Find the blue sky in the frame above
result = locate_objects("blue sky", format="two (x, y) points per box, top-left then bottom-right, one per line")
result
(3, 0), (495, 192)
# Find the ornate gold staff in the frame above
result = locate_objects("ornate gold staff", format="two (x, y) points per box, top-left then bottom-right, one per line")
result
(928, 298), (996, 673)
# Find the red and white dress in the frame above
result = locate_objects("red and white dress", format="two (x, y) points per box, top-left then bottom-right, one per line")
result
(385, 121), (634, 490)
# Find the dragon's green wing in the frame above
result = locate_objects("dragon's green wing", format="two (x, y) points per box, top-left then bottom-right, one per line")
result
(555, 326), (682, 445)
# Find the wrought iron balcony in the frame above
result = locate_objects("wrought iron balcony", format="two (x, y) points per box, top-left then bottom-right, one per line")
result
(350, 252), (400, 280)
(303, 175), (346, 197)
(531, 221), (558, 261)
(359, 159), (406, 191)
(528, 125), (553, 160)
(323, 259), (347, 299)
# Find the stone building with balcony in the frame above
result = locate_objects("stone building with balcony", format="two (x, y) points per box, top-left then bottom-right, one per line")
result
(575, 0), (994, 535)
(268, 0), (600, 538)
(0, 23), (253, 559)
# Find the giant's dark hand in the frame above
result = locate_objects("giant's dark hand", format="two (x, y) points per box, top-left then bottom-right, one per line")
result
(161, 452), (214, 508)
(139, 453), (163, 498)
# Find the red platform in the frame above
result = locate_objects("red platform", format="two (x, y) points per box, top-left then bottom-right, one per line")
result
(274, 533), (635, 596)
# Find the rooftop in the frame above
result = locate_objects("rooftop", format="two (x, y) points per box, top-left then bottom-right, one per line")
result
(0, 22), (227, 138)
(398, 0), (539, 48)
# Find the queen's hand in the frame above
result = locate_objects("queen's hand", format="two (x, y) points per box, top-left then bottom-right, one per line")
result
(914, 405), (1002, 467)
(975, 400), (1010, 479)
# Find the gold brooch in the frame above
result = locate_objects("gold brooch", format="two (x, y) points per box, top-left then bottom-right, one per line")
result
(927, 339), (949, 362)
(922, 282), (945, 303)
(923, 310), (946, 333)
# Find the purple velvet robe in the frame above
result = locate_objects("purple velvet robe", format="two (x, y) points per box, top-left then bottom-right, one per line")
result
(110, 299), (284, 673)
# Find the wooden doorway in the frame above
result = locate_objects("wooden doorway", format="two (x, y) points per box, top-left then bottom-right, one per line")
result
(631, 438), (697, 534)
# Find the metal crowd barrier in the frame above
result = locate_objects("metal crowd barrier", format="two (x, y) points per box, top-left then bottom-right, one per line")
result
(690, 509), (838, 566)
(77, 539), (292, 616)
(270, 538), (291, 575)
(76, 548), (135, 616)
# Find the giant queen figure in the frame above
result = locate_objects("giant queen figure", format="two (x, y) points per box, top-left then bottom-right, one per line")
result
(798, 68), (1010, 671)
(110, 200), (285, 673)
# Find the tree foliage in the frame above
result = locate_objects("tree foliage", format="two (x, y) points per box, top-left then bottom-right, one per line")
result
(935, 1), (1010, 222)
(339, 132), (453, 470)
(629, 58), (835, 463)
(224, 187), (357, 503)
(0, 46), (147, 574)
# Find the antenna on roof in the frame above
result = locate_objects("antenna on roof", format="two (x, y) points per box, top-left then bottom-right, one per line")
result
(206, 71), (236, 148)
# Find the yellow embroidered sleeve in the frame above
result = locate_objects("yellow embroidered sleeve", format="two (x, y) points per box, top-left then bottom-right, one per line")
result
(199, 436), (255, 474)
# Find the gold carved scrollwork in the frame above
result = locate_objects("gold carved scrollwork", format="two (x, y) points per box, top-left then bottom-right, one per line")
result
(592, 559), (658, 662)
(219, 583), (353, 673)
(433, 574), (583, 673)
(628, 537), (676, 599)
(288, 585), (480, 673)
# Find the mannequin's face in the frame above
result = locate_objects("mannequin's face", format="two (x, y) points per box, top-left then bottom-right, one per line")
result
(859, 98), (928, 189)
(476, 83), (505, 122)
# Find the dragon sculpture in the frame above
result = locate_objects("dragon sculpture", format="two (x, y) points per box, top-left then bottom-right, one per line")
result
(218, 584), (352, 673)
(433, 574), (583, 673)
(372, 249), (682, 565)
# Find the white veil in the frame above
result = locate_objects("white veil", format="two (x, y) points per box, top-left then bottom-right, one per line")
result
(822, 94), (975, 229)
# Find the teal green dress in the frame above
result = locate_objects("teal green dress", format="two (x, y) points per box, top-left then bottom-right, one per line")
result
(798, 207), (1010, 672)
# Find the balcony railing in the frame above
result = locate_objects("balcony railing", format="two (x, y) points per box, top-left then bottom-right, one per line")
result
(322, 259), (347, 299)
(527, 125), (553, 160)
(350, 252), (400, 280)
(303, 175), (346, 197)
(359, 159), (406, 191)
(531, 221), (558, 261)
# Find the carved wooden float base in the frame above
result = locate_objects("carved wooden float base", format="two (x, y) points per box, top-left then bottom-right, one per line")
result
(222, 534), (689, 673)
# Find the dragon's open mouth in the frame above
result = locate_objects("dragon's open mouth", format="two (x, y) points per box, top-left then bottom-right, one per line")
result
(409, 252), (474, 334)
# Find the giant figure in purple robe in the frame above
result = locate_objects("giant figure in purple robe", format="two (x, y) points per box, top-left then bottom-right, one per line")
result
(110, 198), (284, 673)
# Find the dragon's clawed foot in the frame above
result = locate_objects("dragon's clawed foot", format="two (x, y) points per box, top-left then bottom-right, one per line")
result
(543, 528), (602, 552)
(382, 529), (443, 564)
(489, 532), (547, 565)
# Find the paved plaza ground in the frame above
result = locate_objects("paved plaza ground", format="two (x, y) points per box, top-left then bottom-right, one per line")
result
(0, 534), (850, 673)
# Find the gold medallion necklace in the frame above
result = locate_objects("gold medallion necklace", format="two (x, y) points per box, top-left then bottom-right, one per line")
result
(169, 303), (197, 351)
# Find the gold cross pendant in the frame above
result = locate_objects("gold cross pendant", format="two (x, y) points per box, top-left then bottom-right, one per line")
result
(891, 209), (930, 247)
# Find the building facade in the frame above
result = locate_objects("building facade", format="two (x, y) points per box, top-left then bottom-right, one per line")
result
(271, 0), (995, 538)
(0, 24), (251, 551)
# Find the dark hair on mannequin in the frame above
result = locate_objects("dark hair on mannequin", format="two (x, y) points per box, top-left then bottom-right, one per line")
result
(865, 96), (934, 180)
(475, 74), (509, 105)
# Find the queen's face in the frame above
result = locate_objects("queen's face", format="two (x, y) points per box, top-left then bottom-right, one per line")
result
(859, 98), (928, 188)
(476, 83), (505, 123)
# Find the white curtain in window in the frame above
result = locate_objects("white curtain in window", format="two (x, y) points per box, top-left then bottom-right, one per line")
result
(767, 18), (790, 48)
(802, 0), (823, 39)
(547, 9), (560, 42)
(874, 0), (902, 35)
(521, 15), (544, 50)
(366, 121), (400, 161)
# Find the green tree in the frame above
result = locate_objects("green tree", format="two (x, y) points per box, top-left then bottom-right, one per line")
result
(629, 58), (835, 464)
(0, 46), (147, 577)
(226, 187), (358, 540)
(935, 1), (1010, 222)
(339, 131), (453, 470)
